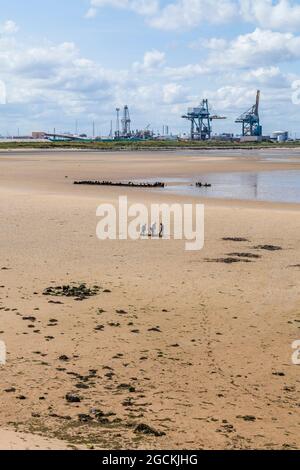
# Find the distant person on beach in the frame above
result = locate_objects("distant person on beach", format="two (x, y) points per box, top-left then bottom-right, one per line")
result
(159, 223), (164, 238)
(141, 224), (147, 237)
(149, 222), (157, 238)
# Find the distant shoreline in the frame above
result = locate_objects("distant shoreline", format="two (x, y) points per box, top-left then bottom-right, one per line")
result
(0, 141), (299, 152)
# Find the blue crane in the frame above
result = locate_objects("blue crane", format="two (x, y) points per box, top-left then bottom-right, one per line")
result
(235, 90), (262, 137)
(182, 99), (226, 140)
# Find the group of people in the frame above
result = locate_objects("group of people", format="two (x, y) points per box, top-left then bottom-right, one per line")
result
(141, 222), (164, 239)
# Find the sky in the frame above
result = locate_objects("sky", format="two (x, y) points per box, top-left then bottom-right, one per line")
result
(1, 0), (300, 137)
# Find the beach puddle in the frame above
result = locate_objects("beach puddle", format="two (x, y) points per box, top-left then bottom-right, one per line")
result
(136, 170), (300, 204)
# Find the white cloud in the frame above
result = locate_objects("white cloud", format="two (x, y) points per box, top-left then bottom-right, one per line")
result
(201, 38), (228, 50)
(14, 42), (78, 78)
(240, 0), (300, 32)
(154, 1), (300, 33)
(85, 0), (300, 33)
(114, 81), (190, 116)
(0, 35), (122, 126)
(162, 83), (186, 104)
(133, 50), (165, 72)
(85, 0), (236, 28)
(85, 7), (98, 18)
(86, 0), (159, 18)
(163, 63), (209, 80)
(143, 50), (165, 68)
(0, 33), (193, 133)
(241, 66), (290, 87)
(205, 86), (259, 110)
(0, 20), (19, 35)
(206, 29), (300, 69)
(149, 0), (236, 30)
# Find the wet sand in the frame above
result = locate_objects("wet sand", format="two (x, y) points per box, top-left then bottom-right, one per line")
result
(0, 150), (300, 450)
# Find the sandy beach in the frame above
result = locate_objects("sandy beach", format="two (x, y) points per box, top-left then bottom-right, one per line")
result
(0, 149), (300, 450)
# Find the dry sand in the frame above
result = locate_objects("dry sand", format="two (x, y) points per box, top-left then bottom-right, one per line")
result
(0, 428), (72, 450)
(0, 149), (300, 450)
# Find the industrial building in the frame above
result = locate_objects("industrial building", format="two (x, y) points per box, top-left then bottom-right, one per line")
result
(32, 132), (46, 139)
(114, 105), (154, 140)
(115, 105), (131, 139)
(272, 131), (289, 142)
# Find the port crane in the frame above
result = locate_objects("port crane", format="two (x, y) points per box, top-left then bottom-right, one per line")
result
(182, 99), (226, 140)
(235, 90), (262, 137)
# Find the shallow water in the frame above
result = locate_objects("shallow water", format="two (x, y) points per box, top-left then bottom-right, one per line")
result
(138, 171), (300, 204)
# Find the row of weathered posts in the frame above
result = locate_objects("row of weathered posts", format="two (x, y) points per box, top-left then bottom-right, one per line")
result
(74, 180), (212, 188)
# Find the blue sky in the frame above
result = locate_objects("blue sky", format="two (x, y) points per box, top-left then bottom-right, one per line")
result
(1, 0), (300, 137)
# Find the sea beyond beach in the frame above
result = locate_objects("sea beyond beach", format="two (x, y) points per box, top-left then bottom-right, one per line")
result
(0, 148), (300, 450)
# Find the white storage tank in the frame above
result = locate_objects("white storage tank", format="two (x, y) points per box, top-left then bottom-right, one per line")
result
(272, 131), (289, 142)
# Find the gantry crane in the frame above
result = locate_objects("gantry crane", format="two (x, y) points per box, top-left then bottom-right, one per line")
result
(182, 99), (226, 140)
(235, 90), (262, 137)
